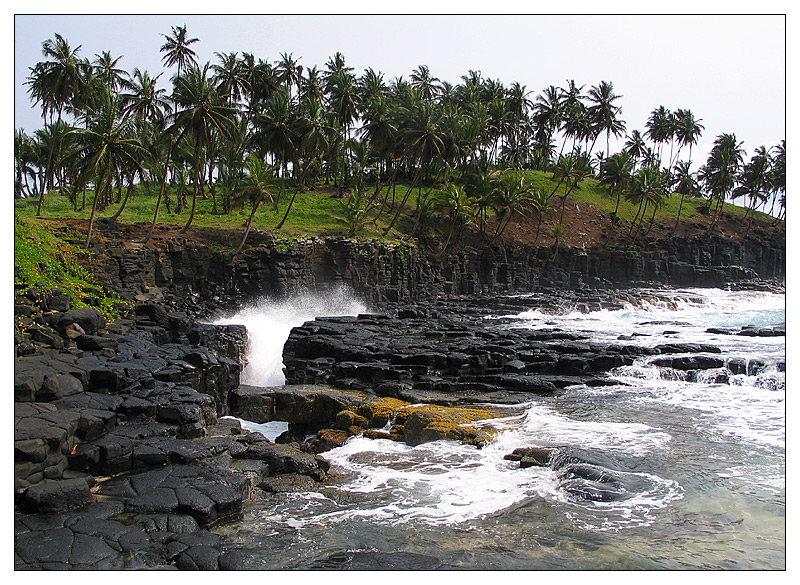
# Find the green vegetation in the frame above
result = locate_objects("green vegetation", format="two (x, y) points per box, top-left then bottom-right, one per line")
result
(15, 26), (785, 259)
(14, 215), (131, 320)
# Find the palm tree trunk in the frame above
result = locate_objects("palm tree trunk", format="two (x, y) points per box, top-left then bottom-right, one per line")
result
(182, 140), (202, 233)
(672, 193), (686, 236)
(383, 168), (420, 236)
(144, 144), (174, 244)
(408, 184), (437, 239)
(234, 193), (264, 256)
(85, 167), (107, 249)
(276, 159), (312, 230)
(37, 111), (61, 217)
(107, 179), (135, 222)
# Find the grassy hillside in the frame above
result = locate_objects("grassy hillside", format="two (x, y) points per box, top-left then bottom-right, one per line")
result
(14, 169), (777, 252)
(14, 214), (130, 320)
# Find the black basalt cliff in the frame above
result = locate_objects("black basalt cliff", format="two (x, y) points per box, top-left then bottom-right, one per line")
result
(92, 231), (784, 311)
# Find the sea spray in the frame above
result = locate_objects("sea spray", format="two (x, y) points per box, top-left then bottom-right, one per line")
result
(212, 286), (367, 385)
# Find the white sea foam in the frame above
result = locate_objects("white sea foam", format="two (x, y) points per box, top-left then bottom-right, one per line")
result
(212, 286), (367, 385)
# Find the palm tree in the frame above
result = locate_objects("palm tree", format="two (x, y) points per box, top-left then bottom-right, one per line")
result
(14, 129), (39, 198)
(69, 90), (146, 247)
(159, 24), (199, 76)
(528, 186), (552, 245)
(599, 151), (634, 224)
(275, 52), (304, 97)
(698, 132), (745, 220)
(410, 64), (441, 101)
(250, 89), (298, 213)
(384, 99), (445, 236)
(275, 95), (333, 229)
(670, 160), (700, 234)
(168, 62), (237, 232)
(92, 51), (128, 92)
(211, 51), (250, 105)
(768, 140), (785, 220)
(532, 85), (562, 155)
(586, 80), (626, 165)
(491, 171), (536, 240)
(324, 57), (359, 193)
(624, 130), (648, 167)
(645, 106), (674, 168)
(673, 108), (704, 167)
(732, 146), (771, 224)
(433, 182), (476, 255)
(120, 68), (171, 129)
(357, 67), (387, 105)
(625, 165), (666, 240)
(299, 65), (325, 102)
(25, 33), (93, 213)
(234, 154), (274, 255)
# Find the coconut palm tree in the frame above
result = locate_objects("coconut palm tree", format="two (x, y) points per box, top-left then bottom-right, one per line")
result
(275, 95), (334, 229)
(234, 154), (274, 255)
(645, 106), (674, 168)
(410, 64), (441, 101)
(732, 146), (772, 221)
(625, 165), (666, 240)
(211, 51), (250, 106)
(599, 151), (634, 223)
(586, 80), (626, 165)
(670, 160), (700, 234)
(698, 132), (745, 220)
(298, 64), (325, 102)
(25, 33), (93, 213)
(673, 108), (704, 167)
(250, 88), (298, 212)
(491, 171), (536, 240)
(358, 67), (387, 105)
(120, 68), (171, 130)
(526, 186), (552, 245)
(275, 52), (304, 98)
(92, 51), (128, 93)
(532, 85), (562, 154)
(325, 61), (359, 193)
(167, 62), (238, 232)
(159, 24), (199, 76)
(433, 182), (476, 255)
(624, 130), (648, 167)
(768, 140), (785, 220)
(384, 99), (445, 236)
(69, 90), (146, 247)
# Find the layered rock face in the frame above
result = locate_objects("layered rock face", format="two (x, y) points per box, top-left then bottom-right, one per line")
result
(91, 233), (784, 311)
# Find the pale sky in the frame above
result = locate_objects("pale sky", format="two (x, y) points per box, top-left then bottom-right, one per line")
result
(11, 8), (788, 169)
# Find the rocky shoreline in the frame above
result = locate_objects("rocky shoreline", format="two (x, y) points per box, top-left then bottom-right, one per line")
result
(13, 228), (785, 570)
(14, 282), (784, 569)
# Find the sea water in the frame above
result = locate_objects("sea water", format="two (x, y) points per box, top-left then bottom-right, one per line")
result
(215, 288), (786, 570)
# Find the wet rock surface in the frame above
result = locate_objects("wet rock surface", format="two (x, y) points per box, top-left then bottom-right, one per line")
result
(505, 446), (657, 503)
(282, 293), (733, 404)
(13, 292), (329, 570)
(13, 283), (781, 570)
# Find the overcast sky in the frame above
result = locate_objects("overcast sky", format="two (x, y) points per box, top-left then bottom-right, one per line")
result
(12, 10), (787, 169)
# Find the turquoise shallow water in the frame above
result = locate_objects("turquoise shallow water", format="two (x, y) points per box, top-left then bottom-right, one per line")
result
(215, 288), (785, 570)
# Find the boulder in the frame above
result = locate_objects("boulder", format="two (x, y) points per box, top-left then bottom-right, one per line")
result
(46, 309), (107, 335)
(23, 478), (93, 513)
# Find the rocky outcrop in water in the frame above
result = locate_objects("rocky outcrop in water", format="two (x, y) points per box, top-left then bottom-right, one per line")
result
(281, 297), (732, 405)
(505, 446), (658, 503)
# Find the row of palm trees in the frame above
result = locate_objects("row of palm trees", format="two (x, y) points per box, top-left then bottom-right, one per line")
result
(15, 26), (785, 251)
